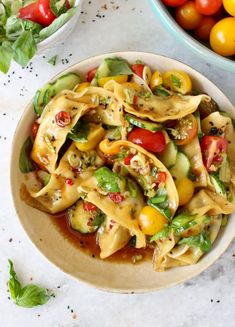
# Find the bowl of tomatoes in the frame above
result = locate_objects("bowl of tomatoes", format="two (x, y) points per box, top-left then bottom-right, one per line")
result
(150, 0), (235, 72)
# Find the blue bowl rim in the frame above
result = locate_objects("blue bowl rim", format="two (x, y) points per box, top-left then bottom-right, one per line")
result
(150, 0), (235, 73)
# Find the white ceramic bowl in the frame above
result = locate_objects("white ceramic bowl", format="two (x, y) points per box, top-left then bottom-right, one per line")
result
(37, 0), (82, 54)
(10, 52), (235, 293)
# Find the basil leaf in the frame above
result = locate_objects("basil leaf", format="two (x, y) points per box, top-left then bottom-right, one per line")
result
(171, 74), (181, 88)
(13, 30), (36, 66)
(94, 167), (121, 193)
(16, 284), (51, 308)
(150, 226), (170, 242)
(92, 211), (106, 227)
(178, 232), (212, 252)
(50, 0), (67, 16)
(153, 85), (170, 97)
(0, 41), (13, 73)
(6, 16), (42, 41)
(127, 178), (137, 198)
(47, 54), (57, 66)
(68, 121), (90, 142)
(8, 260), (22, 302)
(7, 259), (52, 308)
(19, 137), (35, 173)
(39, 7), (77, 41)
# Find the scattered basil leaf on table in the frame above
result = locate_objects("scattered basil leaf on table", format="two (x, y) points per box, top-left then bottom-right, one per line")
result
(8, 260), (52, 308)
(48, 54), (57, 66)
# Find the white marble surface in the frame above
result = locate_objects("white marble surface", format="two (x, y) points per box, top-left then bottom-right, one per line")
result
(0, 1), (235, 326)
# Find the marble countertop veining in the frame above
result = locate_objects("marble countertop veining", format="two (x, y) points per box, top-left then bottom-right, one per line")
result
(0, 1), (235, 326)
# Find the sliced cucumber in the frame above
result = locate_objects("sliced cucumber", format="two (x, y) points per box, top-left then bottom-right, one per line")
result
(194, 110), (203, 139)
(210, 174), (227, 198)
(68, 200), (98, 234)
(33, 72), (81, 116)
(158, 141), (178, 168)
(125, 114), (162, 131)
(169, 152), (190, 182)
(219, 155), (231, 184)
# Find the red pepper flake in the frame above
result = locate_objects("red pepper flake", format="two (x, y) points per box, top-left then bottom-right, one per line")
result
(124, 154), (135, 165)
(109, 192), (124, 203)
(55, 111), (71, 128)
(154, 172), (167, 188)
(65, 178), (74, 186)
(83, 201), (98, 211)
(133, 95), (138, 109)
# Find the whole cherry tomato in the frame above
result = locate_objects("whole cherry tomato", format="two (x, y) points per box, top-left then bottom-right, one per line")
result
(223, 0), (235, 17)
(195, 0), (222, 15)
(210, 17), (235, 56)
(128, 127), (166, 153)
(19, 2), (37, 21)
(34, 0), (56, 26)
(194, 17), (216, 41)
(131, 64), (144, 78)
(161, 0), (187, 7)
(176, 1), (202, 30)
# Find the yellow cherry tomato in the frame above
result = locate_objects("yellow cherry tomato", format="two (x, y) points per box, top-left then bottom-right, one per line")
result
(210, 17), (235, 56)
(98, 75), (128, 87)
(122, 82), (142, 92)
(99, 139), (121, 155)
(223, 0), (235, 17)
(176, 177), (195, 206)
(75, 124), (105, 152)
(75, 82), (90, 92)
(162, 70), (192, 94)
(150, 70), (163, 90)
(138, 206), (168, 235)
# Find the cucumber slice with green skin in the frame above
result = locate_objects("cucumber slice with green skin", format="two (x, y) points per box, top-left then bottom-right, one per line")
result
(125, 114), (162, 131)
(169, 152), (191, 182)
(158, 141), (178, 168)
(210, 174), (227, 198)
(68, 200), (98, 234)
(219, 155), (231, 184)
(33, 72), (81, 116)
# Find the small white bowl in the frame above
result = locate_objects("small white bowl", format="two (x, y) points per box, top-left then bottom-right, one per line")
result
(37, 0), (82, 54)
(10, 52), (235, 293)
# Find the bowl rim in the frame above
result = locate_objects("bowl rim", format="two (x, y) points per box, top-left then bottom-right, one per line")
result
(149, 0), (235, 73)
(37, 0), (82, 47)
(10, 51), (235, 293)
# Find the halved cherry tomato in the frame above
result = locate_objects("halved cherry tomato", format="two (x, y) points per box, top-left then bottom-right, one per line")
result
(223, 0), (235, 16)
(109, 192), (125, 203)
(55, 111), (71, 127)
(161, 0), (187, 7)
(19, 2), (37, 21)
(195, 0), (222, 16)
(131, 64), (144, 78)
(194, 17), (216, 41)
(128, 127), (166, 153)
(83, 201), (98, 211)
(172, 114), (198, 145)
(66, 0), (71, 9)
(176, 1), (202, 30)
(124, 154), (135, 165)
(86, 68), (97, 82)
(34, 0), (56, 26)
(31, 121), (40, 140)
(200, 135), (227, 172)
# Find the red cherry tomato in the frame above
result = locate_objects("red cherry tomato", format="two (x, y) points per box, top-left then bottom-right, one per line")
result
(31, 121), (40, 140)
(176, 1), (202, 30)
(34, 0), (56, 26)
(109, 192), (125, 203)
(194, 16), (216, 41)
(128, 128), (166, 153)
(124, 154), (135, 165)
(131, 64), (144, 78)
(200, 135), (227, 172)
(195, 0), (222, 15)
(161, 0), (187, 6)
(19, 2), (37, 21)
(86, 68), (97, 82)
(66, 0), (71, 9)
(55, 111), (71, 127)
(83, 201), (98, 211)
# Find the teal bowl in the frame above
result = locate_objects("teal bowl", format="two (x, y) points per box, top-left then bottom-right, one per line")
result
(150, 0), (235, 73)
